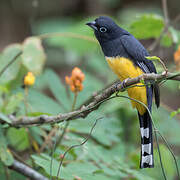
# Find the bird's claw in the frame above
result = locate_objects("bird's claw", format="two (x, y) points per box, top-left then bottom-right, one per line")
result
(115, 78), (130, 96)
(121, 78), (130, 90)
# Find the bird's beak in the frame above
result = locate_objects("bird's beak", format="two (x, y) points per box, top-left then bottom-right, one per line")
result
(86, 21), (98, 31)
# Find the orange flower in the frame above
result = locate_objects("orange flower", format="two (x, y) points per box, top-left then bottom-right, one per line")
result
(24, 72), (35, 86)
(174, 46), (180, 70)
(65, 67), (85, 93)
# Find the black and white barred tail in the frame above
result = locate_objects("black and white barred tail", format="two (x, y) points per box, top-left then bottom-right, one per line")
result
(138, 111), (154, 168)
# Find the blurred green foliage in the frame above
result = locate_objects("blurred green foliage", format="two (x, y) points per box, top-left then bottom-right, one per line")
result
(0, 12), (180, 180)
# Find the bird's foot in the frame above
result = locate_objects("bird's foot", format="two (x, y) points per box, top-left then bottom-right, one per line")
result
(121, 78), (130, 90)
(115, 78), (130, 96)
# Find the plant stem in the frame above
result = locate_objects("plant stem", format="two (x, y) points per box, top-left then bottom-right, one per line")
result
(24, 87), (29, 116)
(56, 117), (100, 180)
(50, 92), (78, 179)
(56, 92), (78, 146)
(71, 91), (78, 111)
(38, 32), (97, 43)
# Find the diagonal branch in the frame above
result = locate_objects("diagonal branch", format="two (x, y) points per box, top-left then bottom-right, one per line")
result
(9, 159), (48, 180)
(8, 71), (180, 127)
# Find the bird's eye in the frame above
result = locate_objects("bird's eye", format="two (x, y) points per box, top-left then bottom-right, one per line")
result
(99, 27), (107, 33)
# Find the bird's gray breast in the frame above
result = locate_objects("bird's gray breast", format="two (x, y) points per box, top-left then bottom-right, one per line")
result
(100, 38), (130, 58)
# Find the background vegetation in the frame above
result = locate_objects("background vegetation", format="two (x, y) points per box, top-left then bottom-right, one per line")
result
(0, 0), (180, 179)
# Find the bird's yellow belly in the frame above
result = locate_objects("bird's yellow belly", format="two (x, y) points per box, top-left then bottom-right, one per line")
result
(106, 56), (147, 115)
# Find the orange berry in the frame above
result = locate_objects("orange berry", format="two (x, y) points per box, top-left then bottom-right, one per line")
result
(79, 73), (85, 81)
(65, 76), (71, 85)
(74, 79), (81, 87)
(174, 46), (180, 70)
(79, 84), (83, 91)
(72, 67), (81, 77)
(71, 85), (76, 92)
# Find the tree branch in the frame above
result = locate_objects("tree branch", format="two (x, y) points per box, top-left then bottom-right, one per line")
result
(9, 159), (48, 180)
(148, 0), (169, 51)
(8, 72), (180, 127)
(162, 0), (169, 26)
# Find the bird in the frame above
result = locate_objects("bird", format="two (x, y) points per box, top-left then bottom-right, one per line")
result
(86, 16), (160, 168)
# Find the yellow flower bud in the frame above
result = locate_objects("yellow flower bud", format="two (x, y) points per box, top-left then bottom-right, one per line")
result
(24, 72), (35, 86)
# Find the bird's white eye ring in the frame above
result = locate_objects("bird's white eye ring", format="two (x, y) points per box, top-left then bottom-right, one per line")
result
(99, 27), (107, 33)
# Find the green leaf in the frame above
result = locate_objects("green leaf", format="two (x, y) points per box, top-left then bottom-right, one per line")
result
(70, 111), (121, 146)
(28, 89), (63, 114)
(0, 113), (11, 123)
(169, 27), (179, 43)
(171, 108), (180, 117)
(140, 79), (145, 84)
(32, 153), (98, 179)
(145, 56), (161, 61)
(45, 69), (71, 111)
(0, 125), (14, 166)
(64, 161), (98, 178)
(3, 93), (24, 115)
(7, 128), (30, 151)
(154, 144), (175, 179)
(153, 106), (180, 146)
(0, 44), (22, 84)
(31, 153), (69, 178)
(27, 112), (52, 116)
(22, 37), (46, 75)
(29, 126), (44, 145)
(129, 14), (164, 39)
(160, 34), (173, 47)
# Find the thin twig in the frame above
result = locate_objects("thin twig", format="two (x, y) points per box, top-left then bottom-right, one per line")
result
(50, 92), (78, 179)
(162, 0), (169, 26)
(38, 32), (97, 43)
(148, 0), (169, 51)
(40, 126), (58, 152)
(70, 130), (110, 148)
(0, 51), (22, 77)
(173, 14), (180, 25)
(56, 117), (101, 180)
(50, 136), (58, 180)
(158, 58), (168, 73)
(56, 122), (69, 146)
(148, 27), (168, 51)
(157, 130), (180, 178)
(4, 165), (10, 180)
(58, 92), (78, 145)
(154, 128), (167, 180)
(49, 128), (60, 180)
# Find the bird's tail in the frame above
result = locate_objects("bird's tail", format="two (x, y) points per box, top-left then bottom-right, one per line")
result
(138, 111), (154, 168)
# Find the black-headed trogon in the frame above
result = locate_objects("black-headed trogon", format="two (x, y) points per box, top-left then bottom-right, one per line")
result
(86, 16), (160, 168)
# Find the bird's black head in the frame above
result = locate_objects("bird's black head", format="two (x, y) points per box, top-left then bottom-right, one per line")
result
(86, 16), (128, 44)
